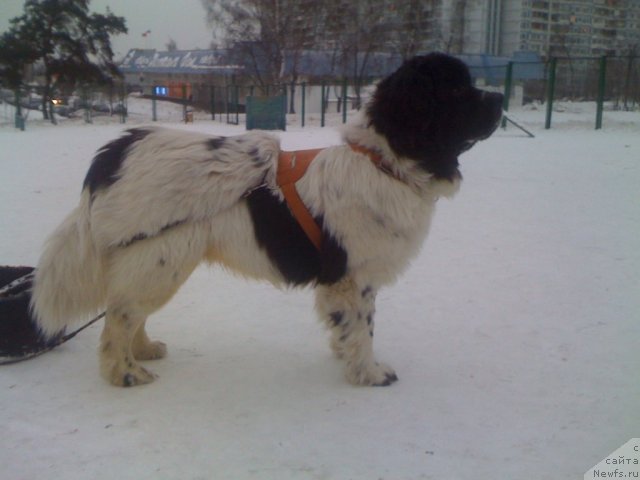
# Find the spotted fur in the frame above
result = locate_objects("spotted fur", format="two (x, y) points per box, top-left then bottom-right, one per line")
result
(31, 53), (503, 387)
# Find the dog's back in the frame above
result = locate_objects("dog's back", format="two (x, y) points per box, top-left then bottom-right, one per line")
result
(31, 128), (280, 339)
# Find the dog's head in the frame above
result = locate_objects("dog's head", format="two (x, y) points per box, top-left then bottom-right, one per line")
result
(367, 53), (503, 180)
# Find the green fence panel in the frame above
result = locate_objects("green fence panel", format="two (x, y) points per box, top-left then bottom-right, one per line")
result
(246, 95), (286, 131)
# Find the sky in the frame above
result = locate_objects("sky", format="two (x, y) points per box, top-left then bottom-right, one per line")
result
(1, 0), (215, 58)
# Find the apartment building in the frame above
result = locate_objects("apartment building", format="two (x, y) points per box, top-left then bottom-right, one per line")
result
(286, 0), (638, 58)
(441, 0), (639, 57)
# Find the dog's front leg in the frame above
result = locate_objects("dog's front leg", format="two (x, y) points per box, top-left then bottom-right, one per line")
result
(316, 278), (398, 386)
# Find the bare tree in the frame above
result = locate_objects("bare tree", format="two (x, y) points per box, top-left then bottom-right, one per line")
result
(447, 0), (467, 54)
(621, 44), (639, 110)
(166, 38), (178, 51)
(202, 0), (311, 91)
(389, 0), (440, 59)
(202, 0), (443, 110)
(320, 0), (390, 108)
(611, 43), (639, 110)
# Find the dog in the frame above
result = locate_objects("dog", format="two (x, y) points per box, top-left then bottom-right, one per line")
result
(31, 53), (503, 387)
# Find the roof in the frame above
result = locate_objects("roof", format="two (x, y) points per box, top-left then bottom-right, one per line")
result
(119, 49), (243, 75)
(119, 48), (545, 82)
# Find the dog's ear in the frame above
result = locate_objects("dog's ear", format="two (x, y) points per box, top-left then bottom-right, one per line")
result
(367, 56), (437, 157)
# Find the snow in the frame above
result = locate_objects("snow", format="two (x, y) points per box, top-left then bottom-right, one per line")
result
(1, 100), (639, 480)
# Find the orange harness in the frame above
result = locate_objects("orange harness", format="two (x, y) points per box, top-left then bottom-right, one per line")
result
(276, 144), (384, 251)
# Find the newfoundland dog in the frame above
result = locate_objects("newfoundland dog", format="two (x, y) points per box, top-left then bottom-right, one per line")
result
(31, 53), (503, 387)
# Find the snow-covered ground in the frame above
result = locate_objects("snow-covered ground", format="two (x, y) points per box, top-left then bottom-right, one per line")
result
(0, 100), (638, 480)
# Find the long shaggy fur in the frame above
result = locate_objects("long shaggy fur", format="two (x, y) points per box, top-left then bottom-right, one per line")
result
(31, 192), (105, 337)
(31, 53), (503, 387)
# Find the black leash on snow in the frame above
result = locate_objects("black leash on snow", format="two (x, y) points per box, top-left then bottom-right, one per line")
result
(0, 266), (104, 365)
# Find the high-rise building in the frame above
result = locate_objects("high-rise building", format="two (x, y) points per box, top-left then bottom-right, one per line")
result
(440, 0), (640, 57)
(288, 0), (639, 58)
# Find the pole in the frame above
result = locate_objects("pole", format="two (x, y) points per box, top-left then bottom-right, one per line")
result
(234, 85), (240, 125)
(595, 55), (607, 130)
(14, 90), (25, 131)
(182, 84), (188, 123)
(301, 82), (306, 128)
(341, 78), (348, 124)
(501, 61), (513, 128)
(152, 86), (157, 122)
(320, 82), (326, 128)
(120, 82), (127, 124)
(214, 85), (216, 121)
(224, 84), (231, 123)
(545, 57), (557, 130)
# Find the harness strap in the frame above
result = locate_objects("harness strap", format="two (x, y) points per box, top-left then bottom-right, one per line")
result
(277, 148), (325, 251)
(276, 144), (389, 252)
(348, 143), (384, 169)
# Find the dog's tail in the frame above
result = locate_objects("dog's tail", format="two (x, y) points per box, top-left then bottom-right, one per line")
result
(31, 190), (106, 338)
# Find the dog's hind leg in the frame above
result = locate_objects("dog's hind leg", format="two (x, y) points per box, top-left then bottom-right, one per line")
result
(316, 277), (398, 387)
(98, 222), (208, 386)
(100, 308), (157, 387)
(132, 319), (167, 361)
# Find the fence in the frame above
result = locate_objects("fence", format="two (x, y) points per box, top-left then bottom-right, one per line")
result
(149, 80), (359, 128)
(470, 54), (639, 129)
(5, 54), (638, 130)
(143, 54), (640, 130)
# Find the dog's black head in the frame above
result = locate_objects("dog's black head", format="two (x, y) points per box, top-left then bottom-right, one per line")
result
(368, 53), (503, 180)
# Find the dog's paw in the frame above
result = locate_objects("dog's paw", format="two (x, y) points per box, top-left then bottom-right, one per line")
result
(101, 360), (157, 387)
(118, 365), (157, 387)
(345, 361), (398, 387)
(133, 341), (168, 361)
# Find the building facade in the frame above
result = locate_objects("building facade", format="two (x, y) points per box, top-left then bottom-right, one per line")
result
(443, 0), (640, 58)
(286, 0), (639, 58)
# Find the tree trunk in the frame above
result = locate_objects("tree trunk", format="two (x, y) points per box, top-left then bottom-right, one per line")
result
(41, 87), (49, 121)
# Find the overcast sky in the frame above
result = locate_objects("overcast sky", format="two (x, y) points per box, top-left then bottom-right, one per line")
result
(1, 0), (215, 58)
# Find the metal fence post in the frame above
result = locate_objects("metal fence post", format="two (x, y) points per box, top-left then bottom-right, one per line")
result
(501, 61), (513, 128)
(151, 87), (157, 122)
(120, 82), (127, 124)
(545, 57), (557, 130)
(224, 84), (231, 123)
(182, 84), (187, 122)
(214, 85), (216, 121)
(341, 78), (348, 124)
(231, 84), (239, 125)
(595, 55), (607, 130)
(301, 82), (306, 127)
(282, 83), (288, 119)
(321, 81), (326, 128)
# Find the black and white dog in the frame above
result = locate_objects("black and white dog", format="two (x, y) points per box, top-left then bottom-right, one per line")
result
(31, 53), (503, 387)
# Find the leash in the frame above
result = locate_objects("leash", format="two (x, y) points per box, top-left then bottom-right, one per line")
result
(0, 270), (34, 297)
(0, 269), (105, 365)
